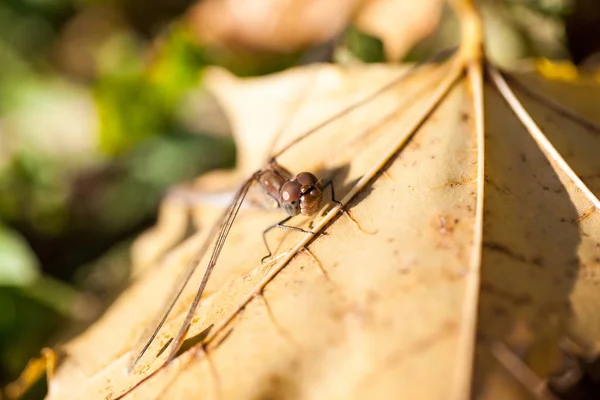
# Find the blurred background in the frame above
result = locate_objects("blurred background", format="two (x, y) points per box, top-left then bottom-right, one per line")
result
(0, 0), (599, 398)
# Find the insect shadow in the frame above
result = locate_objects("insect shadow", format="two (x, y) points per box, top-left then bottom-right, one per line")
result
(157, 324), (214, 359)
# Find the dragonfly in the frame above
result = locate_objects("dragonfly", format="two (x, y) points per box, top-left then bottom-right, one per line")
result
(128, 48), (456, 373)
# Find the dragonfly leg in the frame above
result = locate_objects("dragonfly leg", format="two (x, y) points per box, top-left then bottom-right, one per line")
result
(261, 216), (312, 263)
(322, 180), (371, 233)
(322, 180), (340, 208)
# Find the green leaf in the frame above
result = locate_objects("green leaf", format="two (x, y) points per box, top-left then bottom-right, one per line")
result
(0, 226), (39, 286)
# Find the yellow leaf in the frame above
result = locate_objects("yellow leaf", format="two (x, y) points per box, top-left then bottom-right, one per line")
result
(4, 348), (56, 400)
(535, 59), (580, 83)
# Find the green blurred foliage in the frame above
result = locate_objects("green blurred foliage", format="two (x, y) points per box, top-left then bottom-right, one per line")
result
(96, 27), (211, 154)
(0, 287), (64, 383)
(0, 154), (70, 235)
(0, 0), (237, 390)
(342, 26), (386, 64)
(0, 227), (39, 286)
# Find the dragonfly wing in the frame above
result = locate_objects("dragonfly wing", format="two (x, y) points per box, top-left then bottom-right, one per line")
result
(128, 176), (255, 372)
(163, 175), (256, 365)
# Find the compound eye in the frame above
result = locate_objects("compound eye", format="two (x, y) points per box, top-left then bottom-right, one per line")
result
(281, 181), (301, 204)
(296, 172), (318, 187)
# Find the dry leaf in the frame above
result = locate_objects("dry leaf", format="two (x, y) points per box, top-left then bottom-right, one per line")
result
(186, 0), (444, 60)
(12, 3), (600, 399)
(355, 0), (445, 60)
(43, 56), (473, 399)
(186, 0), (359, 51)
(40, 51), (600, 398)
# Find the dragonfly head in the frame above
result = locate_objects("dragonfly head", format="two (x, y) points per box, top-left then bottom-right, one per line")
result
(280, 172), (322, 216)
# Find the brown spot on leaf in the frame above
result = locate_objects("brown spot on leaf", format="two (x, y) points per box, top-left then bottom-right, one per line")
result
(578, 207), (596, 222)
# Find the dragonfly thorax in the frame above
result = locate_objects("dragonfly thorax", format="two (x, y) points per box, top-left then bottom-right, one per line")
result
(280, 172), (323, 216)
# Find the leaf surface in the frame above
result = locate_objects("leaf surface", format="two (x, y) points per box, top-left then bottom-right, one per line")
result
(43, 55), (600, 400)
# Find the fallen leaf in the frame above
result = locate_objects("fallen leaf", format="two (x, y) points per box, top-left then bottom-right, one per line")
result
(355, 0), (445, 60)
(186, 0), (359, 51)
(186, 0), (445, 61)
(4, 349), (57, 400)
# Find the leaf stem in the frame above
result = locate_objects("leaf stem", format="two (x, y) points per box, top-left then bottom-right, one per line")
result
(449, 0), (484, 64)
